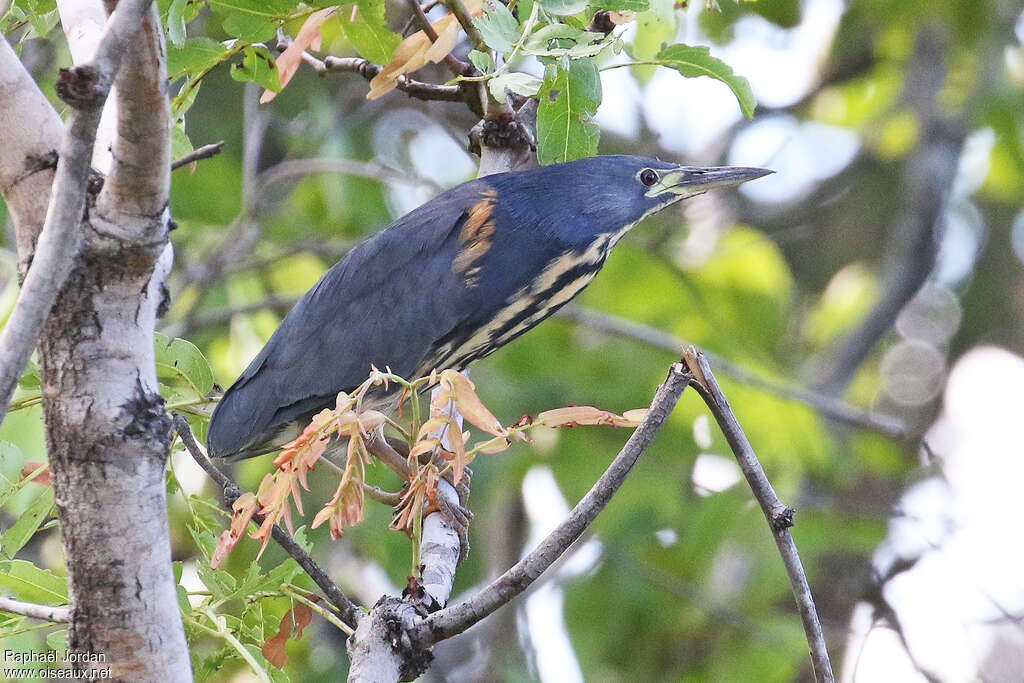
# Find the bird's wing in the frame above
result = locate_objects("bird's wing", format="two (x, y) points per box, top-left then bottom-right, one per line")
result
(207, 182), (505, 457)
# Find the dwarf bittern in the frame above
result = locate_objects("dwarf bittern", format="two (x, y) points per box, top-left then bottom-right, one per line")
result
(207, 155), (770, 459)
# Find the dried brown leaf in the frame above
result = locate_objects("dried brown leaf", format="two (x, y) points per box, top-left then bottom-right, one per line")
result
(536, 405), (646, 428)
(261, 7), (336, 104)
(439, 370), (506, 436)
(21, 462), (51, 486)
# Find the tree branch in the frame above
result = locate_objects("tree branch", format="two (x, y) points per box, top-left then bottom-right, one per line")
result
(56, 0), (119, 174)
(0, 0), (157, 429)
(94, 0), (171, 233)
(171, 141), (225, 171)
(172, 415), (362, 632)
(0, 596), (72, 623)
(273, 29), (466, 103)
(0, 37), (63, 269)
(682, 347), (834, 683)
(320, 56), (465, 102)
(416, 362), (691, 643)
(556, 304), (906, 438)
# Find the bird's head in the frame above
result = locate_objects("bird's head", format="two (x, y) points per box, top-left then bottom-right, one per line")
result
(505, 155), (772, 245)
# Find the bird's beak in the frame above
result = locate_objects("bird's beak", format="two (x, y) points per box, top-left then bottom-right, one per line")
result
(645, 166), (774, 199)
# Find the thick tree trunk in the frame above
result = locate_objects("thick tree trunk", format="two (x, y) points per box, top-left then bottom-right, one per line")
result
(39, 246), (188, 679)
(0, 1), (192, 677)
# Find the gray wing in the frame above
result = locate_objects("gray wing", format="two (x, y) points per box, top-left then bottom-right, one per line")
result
(207, 183), (487, 458)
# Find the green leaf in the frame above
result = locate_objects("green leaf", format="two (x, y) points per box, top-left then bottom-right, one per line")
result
(18, 361), (40, 389)
(632, 0), (675, 62)
(25, 2), (59, 39)
(523, 25), (609, 59)
(46, 628), (68, 653)
(592, 0), (649, 9)
(468, 49), (495, 75)
(539, 0), (589, 17)
(488, 72), (543, 104)
(0, 486), (54, 560)
(473, 0), (520, 54)
(209, 0), (294, 17)
(654, 43), (756, 118)
(197, 559), (237, 599)
(172, 124), (194, 161)
(168, 37), (234, 80)
(154, 332), (216, 399)
(168, 0), (189, 47)
(231, 45), (282, 92)
(537, 59), (602, 165)
(222, 11), (278, 42)
(0, 560), (68, 603)
(339, 0), (401, 65)
(524, 23), (588, 51)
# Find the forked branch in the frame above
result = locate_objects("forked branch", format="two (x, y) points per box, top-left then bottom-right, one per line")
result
(682, 347), (834, 683)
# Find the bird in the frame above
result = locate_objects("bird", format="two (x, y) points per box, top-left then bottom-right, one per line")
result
(207, 155), (771, 460)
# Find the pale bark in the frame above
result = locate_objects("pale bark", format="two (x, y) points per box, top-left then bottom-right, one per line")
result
(57, 0), (119, 173)
(0, 38), (63, 268)
(0, 0), (191, 678)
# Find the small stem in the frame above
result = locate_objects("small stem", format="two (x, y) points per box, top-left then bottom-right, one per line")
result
(454, 2), (539, 83)
(411, 503), (423, 576)
(199, 610), (272, 683)
(599, 60), (661, 71)
(7, 394), (42, 412)
(282, 585), (354, 636)
(361, 480), (404, 506)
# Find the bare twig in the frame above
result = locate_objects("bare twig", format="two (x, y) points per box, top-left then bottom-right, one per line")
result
(274, 30), (466, 103)
(0, 596), (71, 623)
(0, 0), (156, 428)
(557, 304), (906, 438)
(172, 415), (362, 631)
(171, 141), (225, 171)
(682, 347), (834, 683)
(321, 56), (465, 102)
(416, 362), (691, 643)
(365, 434), (412, 478)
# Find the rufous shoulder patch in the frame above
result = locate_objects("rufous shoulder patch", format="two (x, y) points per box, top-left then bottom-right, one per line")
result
(453, 189), (498, 286)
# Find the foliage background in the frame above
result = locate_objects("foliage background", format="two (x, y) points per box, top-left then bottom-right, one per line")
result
(1, 0), (1022, 680)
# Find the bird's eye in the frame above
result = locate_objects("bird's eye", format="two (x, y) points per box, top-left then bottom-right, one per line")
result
(639, 168), (658, 186)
